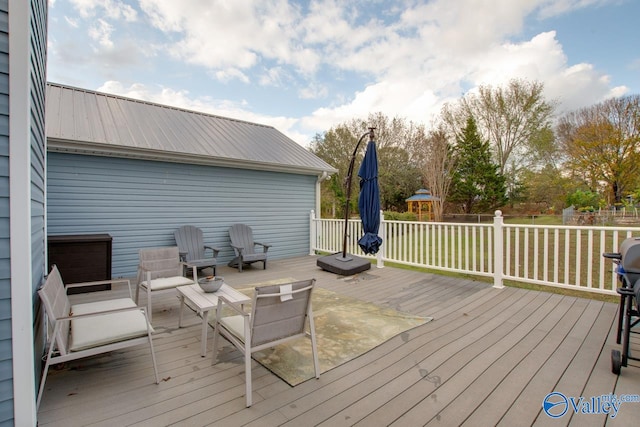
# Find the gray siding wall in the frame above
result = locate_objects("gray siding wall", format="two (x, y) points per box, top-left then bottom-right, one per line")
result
(30, 0), (47, 293)
(0, 2), (10, 420)
(47, 152), (316, 277)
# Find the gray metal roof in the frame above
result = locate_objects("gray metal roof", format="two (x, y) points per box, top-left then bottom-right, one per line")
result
(46, 83), (336, 176)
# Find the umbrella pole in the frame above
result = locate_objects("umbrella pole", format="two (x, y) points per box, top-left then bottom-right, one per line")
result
(339, 128), (376, 261)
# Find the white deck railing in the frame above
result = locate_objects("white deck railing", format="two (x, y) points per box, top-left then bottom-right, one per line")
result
(310, 210), (640, 296)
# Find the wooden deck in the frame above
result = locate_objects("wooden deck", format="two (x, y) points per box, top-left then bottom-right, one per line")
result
(37, 256), (639, 426)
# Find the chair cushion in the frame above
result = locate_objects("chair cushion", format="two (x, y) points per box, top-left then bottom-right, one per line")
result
(220, 315), (247, 342)
(140, 276), (194, 291)
(70, 298), (151, 352)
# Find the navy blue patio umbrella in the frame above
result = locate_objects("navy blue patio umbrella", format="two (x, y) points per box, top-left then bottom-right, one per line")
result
(357, 139), (383, 254)
(318, 127), (379, 275)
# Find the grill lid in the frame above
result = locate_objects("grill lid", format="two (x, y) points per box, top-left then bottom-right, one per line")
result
(619, 237), (640, 273)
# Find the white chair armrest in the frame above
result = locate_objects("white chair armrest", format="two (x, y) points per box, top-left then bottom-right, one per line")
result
(217, 295), (248, 316)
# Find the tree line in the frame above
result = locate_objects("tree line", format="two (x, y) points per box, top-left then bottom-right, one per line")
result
(309, 78), (640, 221)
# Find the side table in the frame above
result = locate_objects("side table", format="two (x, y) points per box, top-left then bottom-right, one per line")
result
(176, 283), (250, 357)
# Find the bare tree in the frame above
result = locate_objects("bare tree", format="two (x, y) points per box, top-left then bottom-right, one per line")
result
(311, 113), (423, 215)
(441, 78), (555, 175)
(411, 126), (457, 221)
(557, 95), (640, 204)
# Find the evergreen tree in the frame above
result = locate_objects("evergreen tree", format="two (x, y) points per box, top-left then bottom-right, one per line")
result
(449, 116), (507, 213)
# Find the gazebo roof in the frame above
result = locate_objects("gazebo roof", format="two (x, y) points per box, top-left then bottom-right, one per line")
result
(406, 188), (440, 202)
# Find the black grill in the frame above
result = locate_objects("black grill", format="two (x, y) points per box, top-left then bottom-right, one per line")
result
(604, 237), (640, 374)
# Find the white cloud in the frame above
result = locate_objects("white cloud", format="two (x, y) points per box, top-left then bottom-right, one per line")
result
(50, 0), (636, 147)
(536, 0), (613, 19)
(70, 0), (138, 21)
(293, 1), (629, 137)
(88, 19), (114, 49)
(139, 0), (318, 80)
(470, 32), (565, 85)
(300, 78), (444, 135)
(64, 16), (79, 28)
(259, 67), (286, 87)
(546, 64), (626, 114)
(299, 82), (328, 100)
(214, 68), (250, 84)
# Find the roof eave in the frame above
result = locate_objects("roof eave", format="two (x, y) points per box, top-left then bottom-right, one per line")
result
(47, 138), (337, 176)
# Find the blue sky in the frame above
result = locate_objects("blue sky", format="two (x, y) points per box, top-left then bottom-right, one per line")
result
(47, 0), (640, 146)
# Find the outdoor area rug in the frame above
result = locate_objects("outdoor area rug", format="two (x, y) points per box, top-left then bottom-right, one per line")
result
(208, 282), (432, 386)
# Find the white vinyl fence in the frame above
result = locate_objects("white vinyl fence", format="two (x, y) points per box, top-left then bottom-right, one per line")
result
(310, 210), (640, 296)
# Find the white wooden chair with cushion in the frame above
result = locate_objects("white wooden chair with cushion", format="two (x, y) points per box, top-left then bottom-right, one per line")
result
(211, 278), (319, 407)
(228, 223), (271, 272)
(136, 246), (196, 322)
(37, 265), (159, 409)
(174, 225), (221, 276)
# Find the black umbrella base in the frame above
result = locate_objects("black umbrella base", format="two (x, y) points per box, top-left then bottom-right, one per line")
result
(316, 253), (371, 276)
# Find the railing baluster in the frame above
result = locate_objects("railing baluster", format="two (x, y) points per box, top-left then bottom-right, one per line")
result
(575, 229), (581, 286)
(533, 228), (539, 280)
(515, 227), (520, 278)
(599, 229), (605, 290)
(543, 228), (549, 282)
(524, 229), (529, 279)
(564, 229), (570, 284)
(587, 230), (602, 288)
(553, 229), (559, 283)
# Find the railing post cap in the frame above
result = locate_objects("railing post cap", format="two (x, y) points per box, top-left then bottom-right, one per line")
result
(495, 210), (502, 217)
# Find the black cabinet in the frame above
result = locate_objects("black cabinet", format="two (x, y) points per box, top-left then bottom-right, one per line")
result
(47, 234), (112, 294)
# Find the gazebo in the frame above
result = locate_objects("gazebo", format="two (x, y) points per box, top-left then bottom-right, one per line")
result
(406, 188), (440, 221)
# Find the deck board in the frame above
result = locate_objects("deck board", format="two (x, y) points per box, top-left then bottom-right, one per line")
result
(471, 298), (595, 427)
(498, 300), (614, 426)
(329, 291), (548, 426)
(372, 293), (570, 426)
(36, 256), (640, 426)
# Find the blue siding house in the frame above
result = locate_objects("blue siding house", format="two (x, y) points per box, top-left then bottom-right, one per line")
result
(45, 84), (336, 278)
